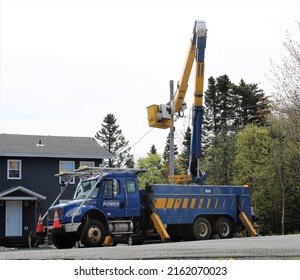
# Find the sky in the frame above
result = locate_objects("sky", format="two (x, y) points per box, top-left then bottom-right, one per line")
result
(0, 0), (299, 160)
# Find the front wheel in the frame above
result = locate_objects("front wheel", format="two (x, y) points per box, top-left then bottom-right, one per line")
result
(193, 217), (211, 240)
(80, 219), (106, 247)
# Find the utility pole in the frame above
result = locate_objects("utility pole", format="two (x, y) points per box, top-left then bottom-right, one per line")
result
(169, 80), (174, 176)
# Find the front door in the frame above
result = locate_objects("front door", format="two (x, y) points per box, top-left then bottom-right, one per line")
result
(5, 200), (22, 236)
(101, 179), (126, 218)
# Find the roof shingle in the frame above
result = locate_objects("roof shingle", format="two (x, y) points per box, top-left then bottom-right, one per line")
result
(0, 134), (112, 159)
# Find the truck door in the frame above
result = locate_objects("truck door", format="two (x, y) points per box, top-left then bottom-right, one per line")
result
(124, 179), (141, 217)
(101, 179), (126, 218)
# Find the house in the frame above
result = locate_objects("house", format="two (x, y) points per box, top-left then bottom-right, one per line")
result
(0, 133), (112, 246)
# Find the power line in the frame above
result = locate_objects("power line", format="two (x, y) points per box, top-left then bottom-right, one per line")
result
(113, 128), (155, 157)
(129, 128), (155, 149)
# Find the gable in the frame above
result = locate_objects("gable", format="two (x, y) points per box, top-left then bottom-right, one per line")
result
(0, 186), (46, 200)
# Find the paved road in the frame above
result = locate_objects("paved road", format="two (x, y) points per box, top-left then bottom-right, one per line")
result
(1, 234), (300, 260)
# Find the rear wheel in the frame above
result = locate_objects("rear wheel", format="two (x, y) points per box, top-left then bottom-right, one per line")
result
(214, 217), (233, 239)
(80, 219), (106, 247)
(193, 217), (211, 240)
(127, 234), (144, 246)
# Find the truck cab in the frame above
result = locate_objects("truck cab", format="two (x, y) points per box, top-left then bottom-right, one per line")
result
(46, 167), (144, 249)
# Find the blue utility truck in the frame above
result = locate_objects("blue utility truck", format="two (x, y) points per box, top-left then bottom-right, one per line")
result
(39, 166), (256, 249)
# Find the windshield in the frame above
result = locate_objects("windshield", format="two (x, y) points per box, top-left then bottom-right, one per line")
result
(73, 179), (100, 200)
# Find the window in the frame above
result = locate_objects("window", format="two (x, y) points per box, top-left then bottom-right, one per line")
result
(7, 160), (22, 179)
(59, 161), (75, 183)
(79, 161), (95, 168)
(74, 179), (99, 199)
(104, 179), (120, 197)
(126, 179), (136, 194)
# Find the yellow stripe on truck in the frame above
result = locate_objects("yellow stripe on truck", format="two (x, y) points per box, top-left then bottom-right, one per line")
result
(214, 198), (219, 209)
(155, 198), (167, 209)
(198, 198), (204, 208)
(166, 198), (175, 209)
(174, 199), (182, 209)
(190, 198), (196, 208)
(182, 198), (189, 209)
(155, 196), (229, 210)
(206, 198), (211, 208)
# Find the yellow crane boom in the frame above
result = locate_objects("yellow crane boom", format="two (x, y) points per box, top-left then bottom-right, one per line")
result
(147, 20), (207, 129)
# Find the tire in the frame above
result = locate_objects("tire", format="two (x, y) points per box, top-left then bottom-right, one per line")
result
(214, 217), (234, 239)
(51, 235), (76, 249)
(80, 219), (106, 247)
(193, 217), (212, 240)
(127, 236), (133, 246)
(126, 235), (144, 246)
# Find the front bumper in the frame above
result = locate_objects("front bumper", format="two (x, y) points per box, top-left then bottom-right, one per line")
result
(37, 222), (82, 236)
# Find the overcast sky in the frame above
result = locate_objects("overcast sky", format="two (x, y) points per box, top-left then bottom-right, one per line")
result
(0, 0), (299, 159)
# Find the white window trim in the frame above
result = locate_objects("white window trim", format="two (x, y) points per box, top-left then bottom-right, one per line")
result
(79, 161), (95, 168)
(59, 161), (75, 184)
(7, 159), (22, 180)
(59, 199), (71, 204)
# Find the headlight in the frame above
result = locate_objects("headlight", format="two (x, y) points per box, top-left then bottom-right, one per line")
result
(66, 208), (82, 217)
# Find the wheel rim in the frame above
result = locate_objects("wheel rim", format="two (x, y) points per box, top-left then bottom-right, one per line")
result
(219, 222), (230, 236)
(196, 222), (209, 237)
(87, 225), (102, 243)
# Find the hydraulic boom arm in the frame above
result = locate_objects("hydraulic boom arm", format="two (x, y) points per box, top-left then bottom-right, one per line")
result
(147, 20), (207, 129)
(147, 20), (207, 181)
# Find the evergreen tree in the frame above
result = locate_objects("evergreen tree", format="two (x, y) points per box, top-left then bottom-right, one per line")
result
(162, 133), (181, 177)
(124, 154), (135, 168)
(202, 75), (268, 186)
(149, 145), (157, 155)
(203, 133), (236, 185)
(204, 75), (266, 142)
(163, 133), (178, 163)
(215, 74), (236, 135)
(95, 114), (134, 168)
(253, 96), (272, 126)
(203, 76), (219, 139)
(203, 75), (236, 149)
(232, 79), (265, 129)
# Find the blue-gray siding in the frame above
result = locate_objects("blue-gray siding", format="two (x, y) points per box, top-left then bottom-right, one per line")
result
(0, 156), (103, 239)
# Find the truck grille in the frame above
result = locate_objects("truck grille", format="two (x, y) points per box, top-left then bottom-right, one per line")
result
(48, 208), (64, 220)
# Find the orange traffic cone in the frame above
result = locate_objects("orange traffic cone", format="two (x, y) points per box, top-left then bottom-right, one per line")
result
(53, 210), (60, 228)
(36, 214), (43, 233)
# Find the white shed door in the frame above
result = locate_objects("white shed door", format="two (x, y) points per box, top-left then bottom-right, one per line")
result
(5, 201), (22, 236)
